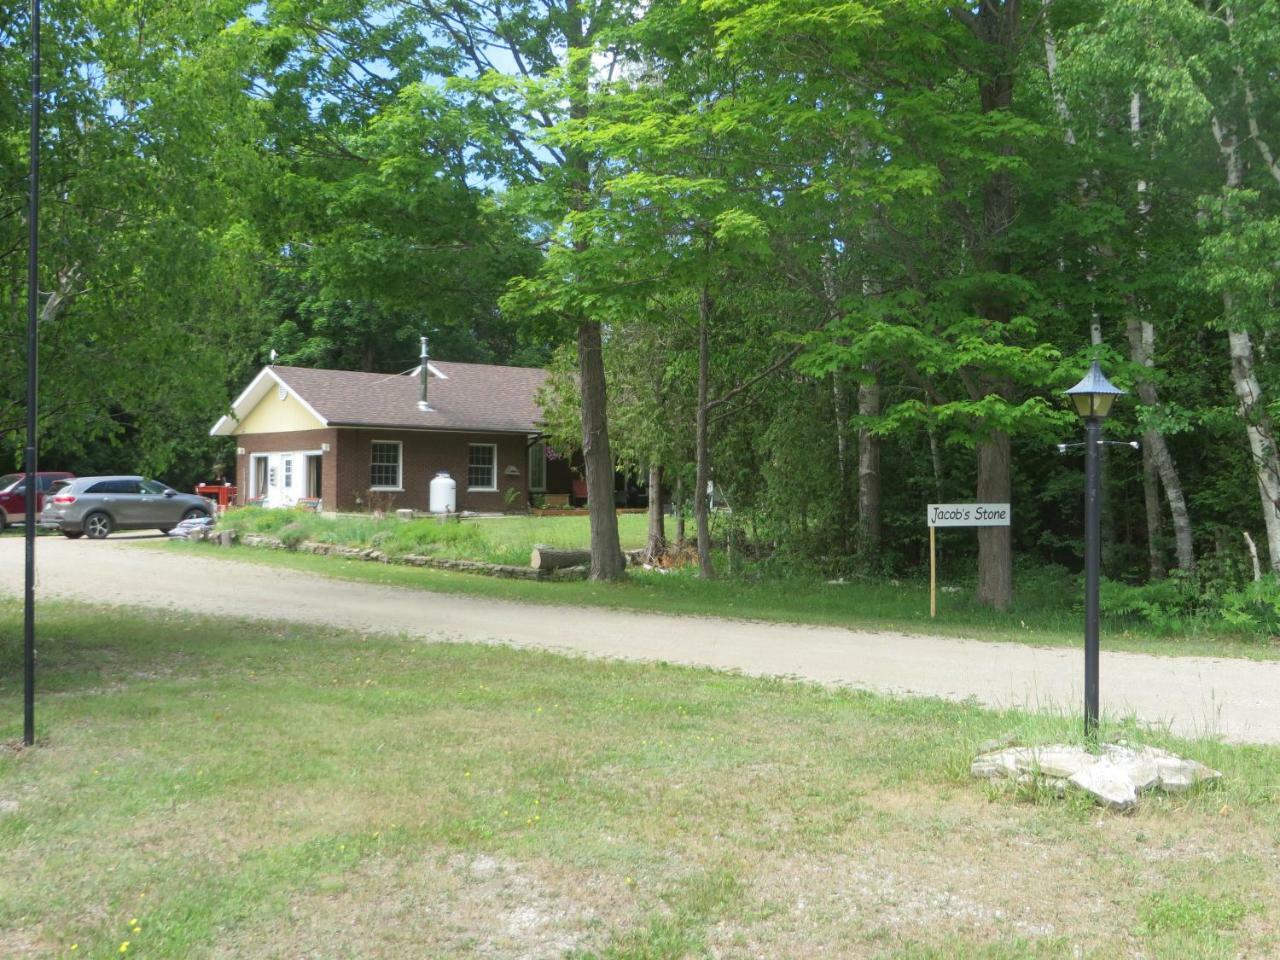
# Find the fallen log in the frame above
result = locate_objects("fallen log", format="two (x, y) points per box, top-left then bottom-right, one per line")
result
(530, 546), (593, 570)
(530, 545), (645, 571)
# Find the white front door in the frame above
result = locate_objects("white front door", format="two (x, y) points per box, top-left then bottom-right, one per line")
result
(278, 454), (300, 506)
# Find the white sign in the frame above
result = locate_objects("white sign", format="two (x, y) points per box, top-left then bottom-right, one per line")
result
(927, 503), (1011, 528)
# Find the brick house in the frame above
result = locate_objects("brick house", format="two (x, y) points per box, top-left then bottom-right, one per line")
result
(210, 361), (572, 512)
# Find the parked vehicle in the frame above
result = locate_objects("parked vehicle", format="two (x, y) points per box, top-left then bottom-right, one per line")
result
(0, 471), (75, 531)
(39, 476), (213, 539)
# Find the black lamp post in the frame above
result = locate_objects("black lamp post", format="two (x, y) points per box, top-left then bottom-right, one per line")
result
(23, 0), (41, 747)
(1066, 360), (1126, 739)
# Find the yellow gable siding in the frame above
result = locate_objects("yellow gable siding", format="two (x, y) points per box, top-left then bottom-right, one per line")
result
(234, 388), (325, 434)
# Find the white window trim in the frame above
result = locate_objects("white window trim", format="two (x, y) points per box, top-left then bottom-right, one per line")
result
(528, 441), (547, 492)
(370, 440), (404, 491)
(468, 443), (498, 492)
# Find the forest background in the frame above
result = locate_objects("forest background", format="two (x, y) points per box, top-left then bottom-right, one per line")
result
(3, 0), (1280, 618)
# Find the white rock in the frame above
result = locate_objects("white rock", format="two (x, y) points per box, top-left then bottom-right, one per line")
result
(1153, 756), (1220, 792)
(1031, 746), (1095, 780)
(971, 742), (1221, 809)
(971, 747), (1035, 779)
(1068, 760), (1138, 810)
(1101, 745), (1161, 793)
(0, 799), (18, 815)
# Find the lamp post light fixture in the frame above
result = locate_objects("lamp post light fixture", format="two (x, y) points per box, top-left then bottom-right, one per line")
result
(1066, 360), (1126, 739)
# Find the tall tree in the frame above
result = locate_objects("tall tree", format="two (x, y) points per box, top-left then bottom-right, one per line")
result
(1, 0), (272, 475)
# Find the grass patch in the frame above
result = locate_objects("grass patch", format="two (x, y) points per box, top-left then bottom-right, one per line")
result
(219, 508), (649, 566)
(163, 538), (1280, 660)
(1139, 890), (1257, 958)
(2, 601), (1279, 957)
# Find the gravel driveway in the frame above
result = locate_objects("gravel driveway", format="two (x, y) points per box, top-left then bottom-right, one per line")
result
(3, 535), (1278, 744)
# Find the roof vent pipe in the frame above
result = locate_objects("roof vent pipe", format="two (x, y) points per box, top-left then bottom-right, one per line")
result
(417, 336), (432, 412)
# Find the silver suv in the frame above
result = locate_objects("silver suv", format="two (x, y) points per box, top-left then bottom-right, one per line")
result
(39, 476), (213, 539)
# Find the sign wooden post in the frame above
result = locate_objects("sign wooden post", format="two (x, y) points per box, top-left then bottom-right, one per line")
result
(926, 503), (1012, 617)
(929, 526), (937, 618)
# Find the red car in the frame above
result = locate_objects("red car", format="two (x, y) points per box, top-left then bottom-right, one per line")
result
(0, 471), (74, 531)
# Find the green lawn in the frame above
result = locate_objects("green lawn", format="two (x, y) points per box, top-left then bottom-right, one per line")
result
(2, 601), (1278, 958)
(165, 536), (1280, 660)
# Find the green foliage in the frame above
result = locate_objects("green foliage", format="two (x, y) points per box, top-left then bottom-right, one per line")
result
(1101, 573), (1280, 639)
(1, 0), (274, 476)
(1219, 579), (1280, 636)
(5, 0), (1280, 609)
(1100, 576), (1205, 636)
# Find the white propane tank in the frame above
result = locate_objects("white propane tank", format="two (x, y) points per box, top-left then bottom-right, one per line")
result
(429, 471), (457, 514)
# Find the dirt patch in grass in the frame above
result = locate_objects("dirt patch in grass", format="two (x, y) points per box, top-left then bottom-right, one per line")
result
(725, 785), (1280, 958)
(212, 850), (632, 959)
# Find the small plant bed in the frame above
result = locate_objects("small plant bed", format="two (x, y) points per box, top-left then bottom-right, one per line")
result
(3, 601), (1279, 958)
(215, 507), (649, 567)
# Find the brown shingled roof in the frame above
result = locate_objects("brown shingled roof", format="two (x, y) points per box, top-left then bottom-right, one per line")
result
(272, 361), (548, 434)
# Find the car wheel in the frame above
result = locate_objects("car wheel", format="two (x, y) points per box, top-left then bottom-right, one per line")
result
(62, 531), (84, 539)
(83, 512), (113, 540)
(158, 527), (173, 534)
(0, 510), (6, 533)
(181, 508), (209, 523)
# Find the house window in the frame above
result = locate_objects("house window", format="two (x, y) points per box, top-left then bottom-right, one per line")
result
(528, 441), (546, 492)
(468, 443), (497, 490)
(370, 441), (402, 489)
(283, 458), (293, 489)
(253, 456), (269, 498)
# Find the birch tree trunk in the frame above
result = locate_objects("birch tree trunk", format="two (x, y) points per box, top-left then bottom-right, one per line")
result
(1140, 442), (1167, 580)
(856, 366), (882, 554)
(694, 286), (714, 579)
(674, 475), (686, 546)
(821, 256), (853, 552)
(1212, 116), (1280, 571)
(1228, 326), (1280, 572)
(832, 373), (851, 552)
(1125, 318), (1195, 573)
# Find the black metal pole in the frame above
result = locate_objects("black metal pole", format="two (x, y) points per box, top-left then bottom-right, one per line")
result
(1083, 416), (1101, 739)
(23, 0), (41, 747)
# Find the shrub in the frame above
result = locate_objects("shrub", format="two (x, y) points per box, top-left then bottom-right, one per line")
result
(1099, 575), (1202, 635)
(1219, 579), (1280, 636)
(1101, 572), (1280, 640)
(278, 522), (307, 552)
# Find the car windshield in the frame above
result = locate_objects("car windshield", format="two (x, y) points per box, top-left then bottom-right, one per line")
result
(0, 474), (22, 492)
(140, 479), (170, 495)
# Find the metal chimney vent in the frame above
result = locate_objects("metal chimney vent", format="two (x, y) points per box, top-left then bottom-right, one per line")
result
(417, 335), (432, 412)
